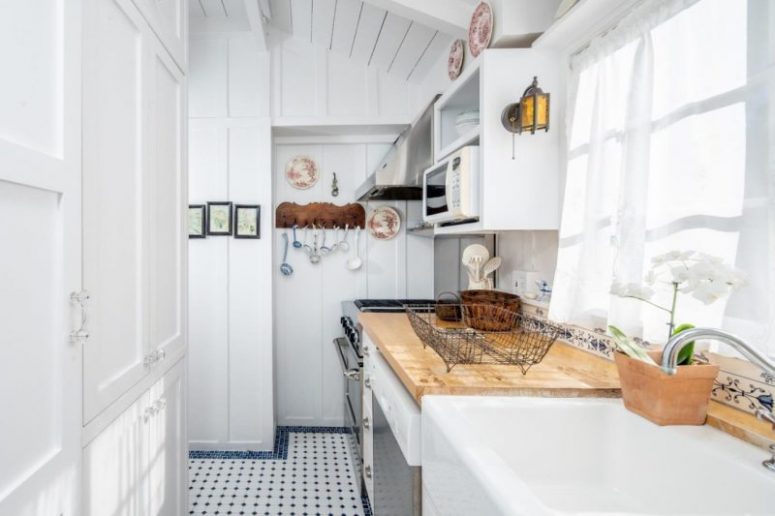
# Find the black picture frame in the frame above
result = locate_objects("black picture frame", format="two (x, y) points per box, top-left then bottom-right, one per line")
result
(234, 204), (261, 239)
(207, 201), (233, 236)
(188, 204), (207, 238)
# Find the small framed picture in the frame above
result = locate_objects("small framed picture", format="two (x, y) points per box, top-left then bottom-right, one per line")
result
(188, 205), (206, 238)
(234, 204), (261, 239)
(207, 202), (233, 236)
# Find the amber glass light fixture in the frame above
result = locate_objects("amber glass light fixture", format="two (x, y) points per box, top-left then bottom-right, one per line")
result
(501, 76), (551, 159)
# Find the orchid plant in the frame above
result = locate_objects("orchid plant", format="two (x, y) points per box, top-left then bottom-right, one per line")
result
(608, 250), (745, 366)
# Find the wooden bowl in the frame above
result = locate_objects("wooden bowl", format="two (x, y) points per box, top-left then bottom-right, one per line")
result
(460, 290), (521, 331)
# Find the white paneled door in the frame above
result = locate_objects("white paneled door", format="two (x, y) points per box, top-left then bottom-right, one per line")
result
(82, 0), (151, 424)
(0, 1), (82, 515)
(82, 0), (186, 424)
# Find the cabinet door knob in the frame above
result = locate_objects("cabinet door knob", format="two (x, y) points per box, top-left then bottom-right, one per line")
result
(362, 417), (370, 430)
(364, 465), (372, 479)
(364, 377), (372, 389)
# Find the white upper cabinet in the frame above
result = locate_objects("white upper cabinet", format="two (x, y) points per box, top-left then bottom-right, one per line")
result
(433, 49), (563, 235)
(132, 0), (187, 70)
(83, 0), (186, 424)
(82, 0), (152, 424)
(148, 35), (186, 363)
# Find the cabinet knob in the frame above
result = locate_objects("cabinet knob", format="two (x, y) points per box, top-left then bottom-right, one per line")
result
(364, 465), (372, 479)
(364, 377), (372, 389)
(362, 417), (370, 430)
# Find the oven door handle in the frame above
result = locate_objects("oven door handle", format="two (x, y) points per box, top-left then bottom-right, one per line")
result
(334, 337), (361, 381)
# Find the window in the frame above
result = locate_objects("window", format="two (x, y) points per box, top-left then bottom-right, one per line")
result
(550, 0), (774, 356)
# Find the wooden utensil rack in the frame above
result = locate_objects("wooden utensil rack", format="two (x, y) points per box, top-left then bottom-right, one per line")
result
(275, 202), (366, 229)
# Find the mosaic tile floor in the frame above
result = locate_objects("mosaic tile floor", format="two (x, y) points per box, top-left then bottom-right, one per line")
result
(189, 427), (372, 516)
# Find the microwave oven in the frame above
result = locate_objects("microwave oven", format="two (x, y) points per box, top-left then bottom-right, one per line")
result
(422, 146), (480, 225)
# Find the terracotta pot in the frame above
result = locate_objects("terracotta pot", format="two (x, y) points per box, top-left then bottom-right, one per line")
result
(614, 350), (720, 426)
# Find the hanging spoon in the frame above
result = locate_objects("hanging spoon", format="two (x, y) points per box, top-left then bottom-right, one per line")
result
(280, 232), (294, 276)
(292, 224), (302, 249)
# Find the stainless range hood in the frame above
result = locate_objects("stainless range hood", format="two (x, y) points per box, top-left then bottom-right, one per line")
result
(355, 95), (439, 201)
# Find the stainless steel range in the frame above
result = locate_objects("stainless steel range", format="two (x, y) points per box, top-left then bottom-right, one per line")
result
(335, 299), (434, 491)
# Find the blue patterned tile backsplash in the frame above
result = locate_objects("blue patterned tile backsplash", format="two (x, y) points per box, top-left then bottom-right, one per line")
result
(525, 307), (775, 418)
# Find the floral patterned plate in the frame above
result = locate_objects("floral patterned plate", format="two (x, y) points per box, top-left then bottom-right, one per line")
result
(448, 39), (464, 80)
(367, 206), (401, 240)
(285, 155), (319, 189)
(468, 1), (493, 58)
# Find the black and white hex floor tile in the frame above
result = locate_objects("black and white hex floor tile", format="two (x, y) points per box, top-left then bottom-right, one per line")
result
(188, 427), (372, 516)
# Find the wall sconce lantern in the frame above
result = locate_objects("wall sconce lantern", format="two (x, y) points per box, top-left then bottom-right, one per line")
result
(501, 76), (550, 159)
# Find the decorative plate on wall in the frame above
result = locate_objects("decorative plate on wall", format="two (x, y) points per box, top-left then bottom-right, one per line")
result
(468, 1), (493, 58)
(448, 39), (465, 80)
(285, 155), (319, 189)
(367, 206), (401, 240)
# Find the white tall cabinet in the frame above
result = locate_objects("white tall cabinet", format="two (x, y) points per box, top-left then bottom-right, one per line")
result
(0, 0), (187, 514)
(81, 0), (188, 513)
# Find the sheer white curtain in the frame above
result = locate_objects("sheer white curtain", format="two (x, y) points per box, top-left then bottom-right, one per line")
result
(550, 0), (775, 356)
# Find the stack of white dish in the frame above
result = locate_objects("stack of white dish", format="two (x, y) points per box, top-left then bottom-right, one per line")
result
(454, 110), (480, 136)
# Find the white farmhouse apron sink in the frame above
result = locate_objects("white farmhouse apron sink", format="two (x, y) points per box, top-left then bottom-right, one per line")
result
(422, 397), (773, 515)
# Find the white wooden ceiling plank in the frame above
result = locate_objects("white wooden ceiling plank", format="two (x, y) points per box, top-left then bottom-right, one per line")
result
(223, 0), (248, 19)
(349, 3), (386, 63)
(330, 0), (362, 55)
(190, 0), (207, 17)
(369, 13), (411, 69)
(268, 0), (292, 32)
(201, 0), (227, 16)
(407, 31), (450, 82)
(291, 0), (313, 41)
(311, 0), (337, 48)
(361, 0), (469, 38)
(387, 22), (435, 76)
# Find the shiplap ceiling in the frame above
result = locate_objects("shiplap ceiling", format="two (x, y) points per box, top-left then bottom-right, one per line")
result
(188, 0), (481, 82)
(265, 0), (457, 82)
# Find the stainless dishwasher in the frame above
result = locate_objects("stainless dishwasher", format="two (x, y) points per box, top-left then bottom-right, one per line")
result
(362, 331), (422, 515)
(372, 390), (422, 515)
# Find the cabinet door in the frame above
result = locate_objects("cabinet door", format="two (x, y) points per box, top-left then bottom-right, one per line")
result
(83, 391), (151, 516)
(82, 0), (152, 423)
(133, 0), (187, 69)
(148, 361), (186, 516)
(0, 1), (82, 514)
(147, 38), (186, 364)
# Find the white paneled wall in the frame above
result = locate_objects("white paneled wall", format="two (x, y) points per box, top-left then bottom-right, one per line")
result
(270, 35), (413, 122)
(188, 33), (274, 450)
(274, 143), (433, 426)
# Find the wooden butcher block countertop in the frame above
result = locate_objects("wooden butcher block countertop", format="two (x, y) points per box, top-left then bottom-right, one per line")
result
(359, 312), (622, 404)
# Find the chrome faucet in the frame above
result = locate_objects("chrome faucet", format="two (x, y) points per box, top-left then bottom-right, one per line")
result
(661, 327), (775, 377)
(661, 327), (775, 472)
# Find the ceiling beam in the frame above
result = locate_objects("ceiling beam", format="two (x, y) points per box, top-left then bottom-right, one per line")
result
(243, 0), (268, 50)
(360, 0), (470, 39)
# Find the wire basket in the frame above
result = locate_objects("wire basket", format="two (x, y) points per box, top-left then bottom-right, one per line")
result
(405, 303), (563, 374)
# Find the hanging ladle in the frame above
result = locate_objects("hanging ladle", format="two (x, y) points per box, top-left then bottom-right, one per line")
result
(346, 227), (363, 271)
(292, 224), (302, 249)
(280, 232), (294, 276)
(319, 226), (334, 255)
